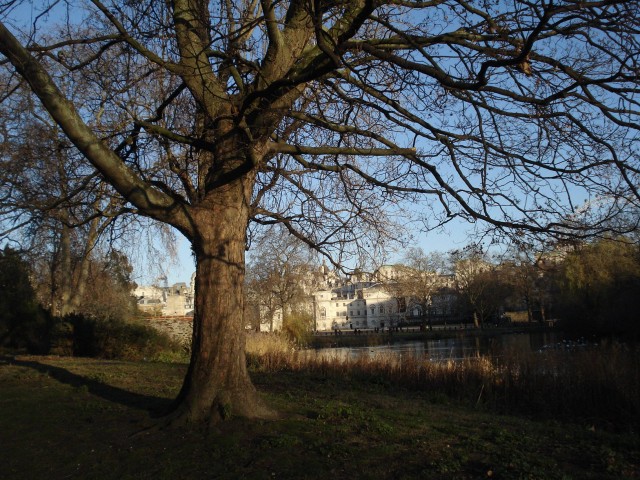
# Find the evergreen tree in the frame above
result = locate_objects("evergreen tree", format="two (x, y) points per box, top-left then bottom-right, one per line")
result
(0, 247), (49, 351)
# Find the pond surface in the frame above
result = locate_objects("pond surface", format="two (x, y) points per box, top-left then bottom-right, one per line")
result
(309, 331), (581, 362)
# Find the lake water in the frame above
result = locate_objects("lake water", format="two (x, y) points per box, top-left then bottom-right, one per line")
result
(310, 331), (575, 362)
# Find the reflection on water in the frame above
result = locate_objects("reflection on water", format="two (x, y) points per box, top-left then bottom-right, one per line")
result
(309, 332), (565, 362)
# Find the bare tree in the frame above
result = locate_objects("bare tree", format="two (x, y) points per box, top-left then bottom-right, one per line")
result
(1, 1), (639, 425)
(0, 80), (180, 316)
(384, 248), (447, 330)
(499, 243), (551, 323)
(451, 245), (510, 327)
(452, 247), (490, 327)
(0, 100), (133, 316)
(246, 226), (316, 332)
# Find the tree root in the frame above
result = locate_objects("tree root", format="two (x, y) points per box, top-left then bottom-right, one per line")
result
(129, 389), (280, 437)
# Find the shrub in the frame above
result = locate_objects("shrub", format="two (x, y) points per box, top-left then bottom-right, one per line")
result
(282, 309), (314, 345)
(59, 314), (186, 361)
(245, 332), (295, 369)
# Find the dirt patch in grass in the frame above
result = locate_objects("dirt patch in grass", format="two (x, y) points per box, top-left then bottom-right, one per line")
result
(0, 355), (638, 480)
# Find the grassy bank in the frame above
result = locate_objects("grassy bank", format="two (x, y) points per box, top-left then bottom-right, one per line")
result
(1, 352), (638, 479)
(249, 333), (640, 430)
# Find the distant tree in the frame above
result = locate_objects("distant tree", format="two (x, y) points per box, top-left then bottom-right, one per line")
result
(246, 228), (316, 333)
(0, 95), (136, 317)
(500, 245), (551, 323)
(79, 249), (138, 321)
(387, 248), (448, 330)
(555, 238), (640, 334)
(453, 247), (510, 327)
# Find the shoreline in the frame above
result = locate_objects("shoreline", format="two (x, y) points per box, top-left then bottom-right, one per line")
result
(308, 323), (557, 348)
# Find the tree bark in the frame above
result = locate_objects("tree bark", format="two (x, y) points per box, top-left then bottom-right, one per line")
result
(56, 223), (73, 317)
(167, 173), (276, 425)
(473, 311), (480, 329)
(57, 215), (102, 317)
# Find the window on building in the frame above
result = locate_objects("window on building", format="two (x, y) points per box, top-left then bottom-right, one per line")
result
(370, 307), (374, 315)
(398, 297), (406, 313)
(357, 310), (360, 316)
(379, 306), (384, 314)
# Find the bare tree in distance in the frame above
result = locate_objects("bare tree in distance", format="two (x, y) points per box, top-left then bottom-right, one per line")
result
(1, 1), (639, 426)
(0, 98), (126, 315)
(451, 246), (490, 327)
(383, 248), (448, 331)
(0, 91), (174, 316)
(246, 226), (316, 333)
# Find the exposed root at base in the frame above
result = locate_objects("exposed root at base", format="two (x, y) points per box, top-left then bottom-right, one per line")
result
(129, 394), (280, 436)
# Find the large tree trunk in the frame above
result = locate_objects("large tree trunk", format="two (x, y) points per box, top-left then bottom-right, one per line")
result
(167, 175), (276, 426)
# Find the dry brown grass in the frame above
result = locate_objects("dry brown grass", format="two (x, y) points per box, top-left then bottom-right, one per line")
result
(246, 334), (640, 429)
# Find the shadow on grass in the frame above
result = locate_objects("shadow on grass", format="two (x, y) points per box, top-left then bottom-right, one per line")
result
(1, 355), (172, 415)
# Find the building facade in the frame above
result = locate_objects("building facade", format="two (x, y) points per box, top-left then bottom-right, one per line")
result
(136, 265), (459, 330)
(134, 273), (195, 317)
(310, 265), (459, 332)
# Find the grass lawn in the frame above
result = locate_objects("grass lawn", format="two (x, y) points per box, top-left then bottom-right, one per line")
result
(0, 354), (638, 479)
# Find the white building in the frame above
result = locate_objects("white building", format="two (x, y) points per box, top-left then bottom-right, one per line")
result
(312, 280), (405, 331)
(309, 265), (460, 332)
(134, 274), (195, 316)
(136, 265), (458, 329)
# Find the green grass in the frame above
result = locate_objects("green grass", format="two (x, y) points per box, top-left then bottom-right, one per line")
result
(1, 354), (638, 479)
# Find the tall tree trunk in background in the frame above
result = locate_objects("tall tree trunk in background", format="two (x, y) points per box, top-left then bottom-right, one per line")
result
(525, 292), (533, 323)
(57, 215), (101, 316)
(66, 215), (102, 314)
(56, 223), (73, 317)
